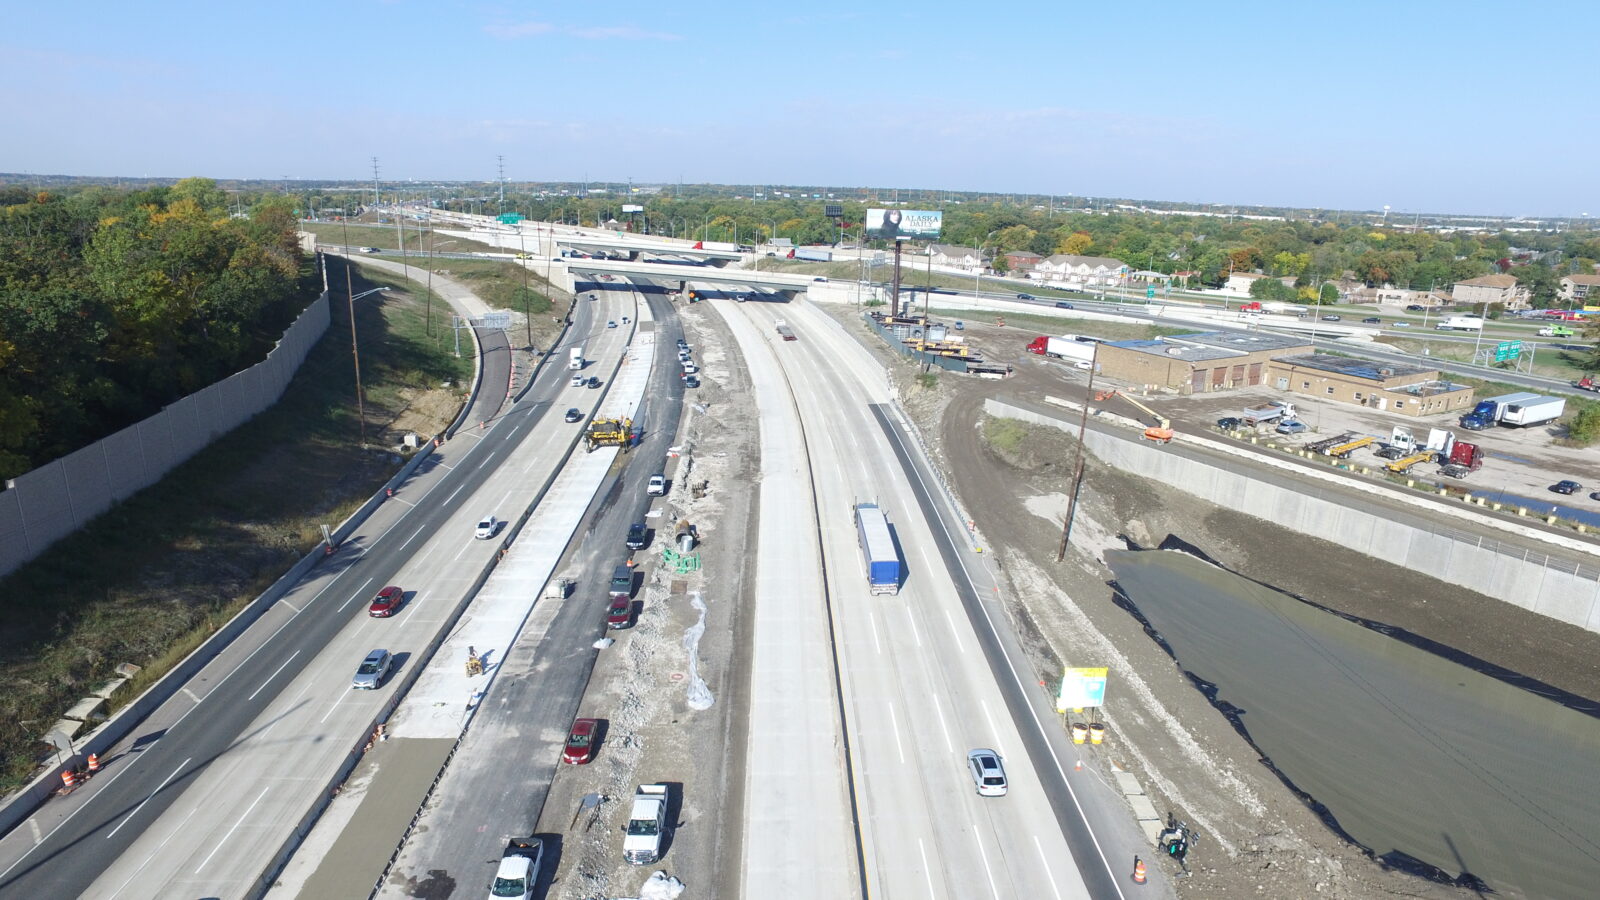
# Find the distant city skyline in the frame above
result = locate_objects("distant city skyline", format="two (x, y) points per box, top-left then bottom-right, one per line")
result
(2, 0), (1594, 218)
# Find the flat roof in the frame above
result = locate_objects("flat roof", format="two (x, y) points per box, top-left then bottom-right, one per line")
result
(1104, 339), (1236, 362)
(1272, 353), (1435, 382)
(1105, 330), (1310, 363)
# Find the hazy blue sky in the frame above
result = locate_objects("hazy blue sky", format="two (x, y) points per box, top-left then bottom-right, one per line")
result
(2, 1), (1593, 216)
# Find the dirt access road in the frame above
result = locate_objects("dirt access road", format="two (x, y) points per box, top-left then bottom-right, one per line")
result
(824, 307), (1600, 899)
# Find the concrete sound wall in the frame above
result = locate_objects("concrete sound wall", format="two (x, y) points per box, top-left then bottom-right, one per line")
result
(0, 292), (331, 578)
(985, 399), (1600, 634)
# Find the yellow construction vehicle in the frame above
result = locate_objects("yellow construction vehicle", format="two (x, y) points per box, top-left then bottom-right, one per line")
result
(585, 417), (633, 452)
(1101, 391), (1174, 444)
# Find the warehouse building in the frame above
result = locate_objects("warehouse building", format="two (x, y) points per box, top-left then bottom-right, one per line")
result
(1267, 354), (1475, 416)
(1096, 332), (1312, 394)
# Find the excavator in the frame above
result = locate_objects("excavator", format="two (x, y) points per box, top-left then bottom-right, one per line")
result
(1096, 390), (1175, 444)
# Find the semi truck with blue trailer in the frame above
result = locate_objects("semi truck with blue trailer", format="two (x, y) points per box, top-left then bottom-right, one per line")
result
(854, 503), (901, 595)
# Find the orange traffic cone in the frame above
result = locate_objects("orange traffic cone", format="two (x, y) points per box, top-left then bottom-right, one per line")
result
(60, 769), (77, 790)
(1132, 856), (1146, 884)
(86, 753), (100, 772)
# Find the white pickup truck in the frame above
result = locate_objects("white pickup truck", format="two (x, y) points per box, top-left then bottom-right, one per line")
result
(623, 784), (669, 865)
(489, 837), (543, 900)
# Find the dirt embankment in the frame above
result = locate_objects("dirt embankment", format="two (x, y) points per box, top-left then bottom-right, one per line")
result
(896, 371), (1561, 898)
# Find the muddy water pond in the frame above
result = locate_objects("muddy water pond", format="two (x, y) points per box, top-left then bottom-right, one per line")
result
(1107, 548), (1600, 898)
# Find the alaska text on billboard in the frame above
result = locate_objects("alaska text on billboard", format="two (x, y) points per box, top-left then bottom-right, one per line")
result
(865, 208), (943, 241)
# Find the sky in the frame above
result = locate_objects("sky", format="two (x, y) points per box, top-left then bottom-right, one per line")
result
(2, 0), (1595, 217)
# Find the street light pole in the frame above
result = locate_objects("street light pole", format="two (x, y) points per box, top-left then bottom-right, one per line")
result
(345, 275), (391, 447)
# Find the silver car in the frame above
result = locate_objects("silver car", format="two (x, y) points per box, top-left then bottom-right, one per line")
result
(966, 748), (1007, 797)
(352, 649), (393, 690)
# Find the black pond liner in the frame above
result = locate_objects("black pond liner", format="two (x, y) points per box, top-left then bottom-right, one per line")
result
(1101, 531), (1600, 893)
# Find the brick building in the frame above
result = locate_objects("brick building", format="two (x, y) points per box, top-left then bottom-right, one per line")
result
(1096, 332), (1311, 393)
(1268, 354), (1474, 416)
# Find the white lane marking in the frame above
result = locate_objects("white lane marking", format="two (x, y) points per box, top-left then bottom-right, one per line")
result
(907, 610), (924, 648)
(246, 651), (301, 701)
(984, 706), (1005, 758)
(1035, 835), (1065, 900)
(945, 609), (967, 653)
(478, 457), (493, 470)
(320, 690), (349, 723)
(107, 758), (191, 839)
(975, 831), (1002, 900)
(868, 608), (883, 655)
(105, 804), (199, 899)
(893, 423), (1129, 900)
(919, 837), (937, 899)
(3, 550), (365, 879)
(182, 688), (201, 703)
(194, 786), (270, 873)
(888, 703), (906, 765)
(444, 483), (466, 504)
(932, 695), (954, 754)
(339, 577), (376, 612)
(278, 598), (302, 613)
(262, 682), (316, 740)
(400, 526), (428, 551)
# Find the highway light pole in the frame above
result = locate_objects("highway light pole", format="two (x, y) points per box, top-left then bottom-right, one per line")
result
(345, 277), (391, 447)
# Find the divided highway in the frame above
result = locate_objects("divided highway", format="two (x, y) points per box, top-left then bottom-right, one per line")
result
(724, 297), (1165, 899)
(0, 293), (627, 899)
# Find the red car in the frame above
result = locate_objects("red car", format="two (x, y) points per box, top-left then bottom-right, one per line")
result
(563, 718), (599, 764)
(606, 596), (632, 629)
(368, 585), (405, 617)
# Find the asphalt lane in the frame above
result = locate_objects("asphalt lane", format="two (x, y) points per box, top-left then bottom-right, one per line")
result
(375, 287), (686, 897)
(0, 308), (591, 899)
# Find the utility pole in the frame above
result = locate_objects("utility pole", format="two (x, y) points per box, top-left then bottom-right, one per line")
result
(1058, 345), (1100, 561)
(346, 262), (367, 446)
(497, 155), (506, 209)
(371, 157), (380, 207)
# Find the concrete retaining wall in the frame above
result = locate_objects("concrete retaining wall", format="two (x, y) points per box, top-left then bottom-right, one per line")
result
(985, 399), (1600, 634)
(0, 289), (332, 577)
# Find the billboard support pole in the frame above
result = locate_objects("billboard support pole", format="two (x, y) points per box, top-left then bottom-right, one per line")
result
(892, 240), (903, 317)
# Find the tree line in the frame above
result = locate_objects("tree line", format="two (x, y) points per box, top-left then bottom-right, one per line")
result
(300, 186), (1597, 308)
(0, 179), (311, 481)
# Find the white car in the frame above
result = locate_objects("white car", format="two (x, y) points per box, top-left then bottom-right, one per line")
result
(681, 363), (698, 376)
(967, 748), (1008, 797)
(474, 515), (499, 540)
(571, 373), (585, 387)
(647, 474), (666, 496)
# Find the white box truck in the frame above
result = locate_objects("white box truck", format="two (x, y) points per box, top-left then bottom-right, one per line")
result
(1435, 316), (1484, 331)
(568, 346), (584, 370)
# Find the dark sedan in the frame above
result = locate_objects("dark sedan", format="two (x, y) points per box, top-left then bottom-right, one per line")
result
(1552, 480), (1583, 495)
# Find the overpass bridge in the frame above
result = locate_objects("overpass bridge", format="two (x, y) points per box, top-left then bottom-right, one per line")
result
(565, 258), (816, 295)
(555, 233), (744, 264)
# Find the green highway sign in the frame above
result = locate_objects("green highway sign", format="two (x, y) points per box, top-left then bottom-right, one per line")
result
(497, 213), (524, 224)
(1493, 340), (1522, 363)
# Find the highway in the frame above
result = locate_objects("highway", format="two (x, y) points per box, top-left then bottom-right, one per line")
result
(371, 283), (688, 897)
(0, 288), (621, 899)
(725, 296), (1165, 899)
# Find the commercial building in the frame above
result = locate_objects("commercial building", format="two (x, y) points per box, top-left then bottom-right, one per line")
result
(1096, 332), (1474, 417)
(1268, 354), (1474, 416)
(1096, 332), (1311, 394)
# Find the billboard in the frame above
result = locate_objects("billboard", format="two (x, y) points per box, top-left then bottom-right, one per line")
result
(865, 208), (943, 241)
(621, 204), (644, 213)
